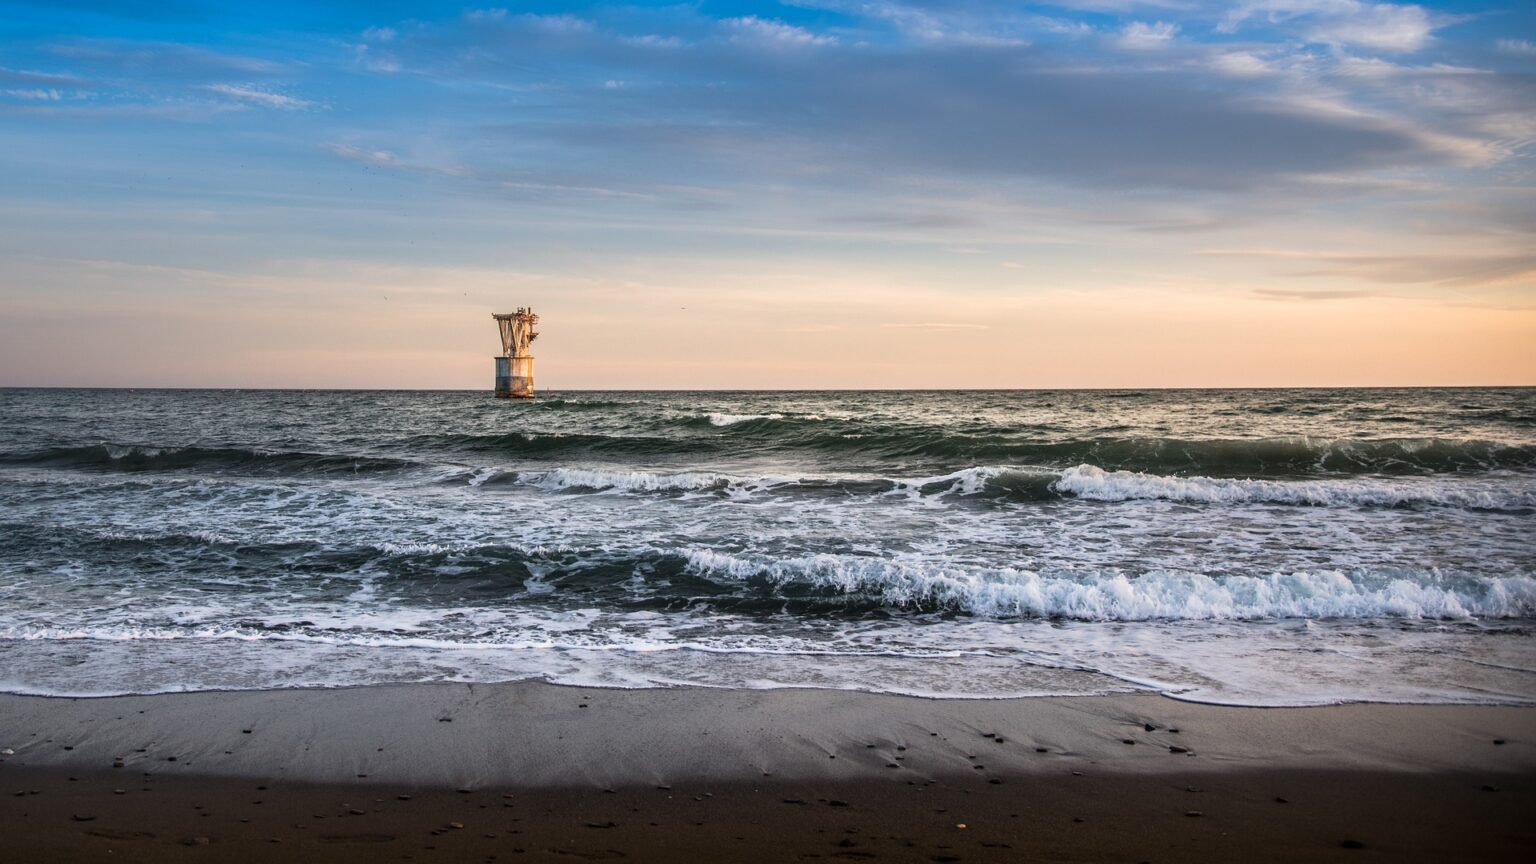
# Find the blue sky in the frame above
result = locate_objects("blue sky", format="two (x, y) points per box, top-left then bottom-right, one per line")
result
(1, 1), (1533, 387)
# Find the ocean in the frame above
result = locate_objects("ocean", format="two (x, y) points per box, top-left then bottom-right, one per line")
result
(0, 387), (1532, 706)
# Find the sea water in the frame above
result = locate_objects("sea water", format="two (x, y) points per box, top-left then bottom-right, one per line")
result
(0, 387), (1531, 705)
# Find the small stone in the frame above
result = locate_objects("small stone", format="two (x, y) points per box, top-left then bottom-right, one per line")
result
(349, 809), (365, 815)
(1340, 840), (1365, 849)
(827, 800), (848, 807)
(1169, 746), (1189, 754)
(114, 789), (125, 795)
(438, 718), (452, 723)
(1185, 810), (1203, 818)
(456, 788), (473, 794)
(184, 836), (210, 846)
(448, 822), (464, 829)
(398, 795), (412, 801)
(1493, 739), (1506, 745)
(1122, 739), (1135, 745)
(988, 778), (1003, 785)
(886, 762), (900, 768)
(72, 814), (96, 822)
(1035, 747), (1048, 753)
(585, 821), (616, 829)
(782, 799), (807, 805)
(1480, 785), (1498, 792)
(167, 756), (177, 762)
(241, 730), (252, 734)
(1274, 797), (1288, 804)
(1168, 728), (1180, 734)
(0, 748), (14, 756)
(1143, 723), (1156, 732)
(655, 785), (671, 791)
(113, 760), (124, 768)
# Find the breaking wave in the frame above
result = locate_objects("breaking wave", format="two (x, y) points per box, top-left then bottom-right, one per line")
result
(684, 550), (1536, 621)
(421, 431), (1536, 475)
(444, 464), (1532, 511)
(0, 444), (413, 476)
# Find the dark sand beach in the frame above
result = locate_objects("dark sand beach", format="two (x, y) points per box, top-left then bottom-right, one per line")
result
(2, 682), (1532, 862)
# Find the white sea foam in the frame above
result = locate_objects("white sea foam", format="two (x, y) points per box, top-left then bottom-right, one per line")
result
(521, 467), (740, 492)
(455, 462), (1534, 511)
(1052, 464), (1536, 510)
(683, 549), (1536, 620)
(706, 412), (785, 426)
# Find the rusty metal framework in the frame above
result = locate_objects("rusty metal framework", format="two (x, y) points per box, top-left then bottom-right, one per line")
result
(491, 308), (539, 398)
(493, 308), (539, 358)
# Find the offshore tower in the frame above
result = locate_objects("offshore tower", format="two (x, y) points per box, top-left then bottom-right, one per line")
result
(492, 308), (539, 398)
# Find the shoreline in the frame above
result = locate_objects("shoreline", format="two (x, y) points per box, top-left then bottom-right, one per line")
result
(3, 681), (1533, 861)
(3, 681), (1532, 785)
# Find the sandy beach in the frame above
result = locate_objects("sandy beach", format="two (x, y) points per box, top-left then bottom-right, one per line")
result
(2, 682), (1532, 862)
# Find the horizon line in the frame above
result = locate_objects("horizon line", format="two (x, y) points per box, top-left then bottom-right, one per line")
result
(2, 384), (1532, 393)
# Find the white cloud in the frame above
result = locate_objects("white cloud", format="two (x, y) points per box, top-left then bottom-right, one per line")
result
(1497, 39), (1536, 56)
(327, 144), (402, 167)
(1117, 21), (1178, 50)
(725, 16), (837, 47)
(362, 27), (397, 43)
(6, 88), (62, 100)
(1220, 2), (1438, 53)
(621, 34), (684, 49)
(1306, 3), (1434, 52)
(353, 43), (401, 73)
(1210, 51), (1275, 77)
(204, 83), (313, 110)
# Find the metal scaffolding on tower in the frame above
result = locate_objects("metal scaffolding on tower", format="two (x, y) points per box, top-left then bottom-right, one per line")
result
(491, 308), (539, 398)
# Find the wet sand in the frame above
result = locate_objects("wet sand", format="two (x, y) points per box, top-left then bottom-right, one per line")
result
(2, 682), (1533, 862)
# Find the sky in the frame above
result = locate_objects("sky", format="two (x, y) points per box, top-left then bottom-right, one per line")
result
(1, 1), (1533, 389)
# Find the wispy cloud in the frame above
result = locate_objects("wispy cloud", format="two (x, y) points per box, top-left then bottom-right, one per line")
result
(6, 88), (63, 101)
(1254, 288), (1380, 300)
(203, 83), (314, 110)
(1116, 21), (1178, 49)
(725, 16), (837, 47)
(327, 144), (402, 167)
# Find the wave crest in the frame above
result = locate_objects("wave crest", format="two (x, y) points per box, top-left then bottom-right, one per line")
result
(684, 550), (1536, 620)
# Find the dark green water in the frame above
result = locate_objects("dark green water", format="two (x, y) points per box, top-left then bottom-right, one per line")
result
(0, 387), (1531, 704)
